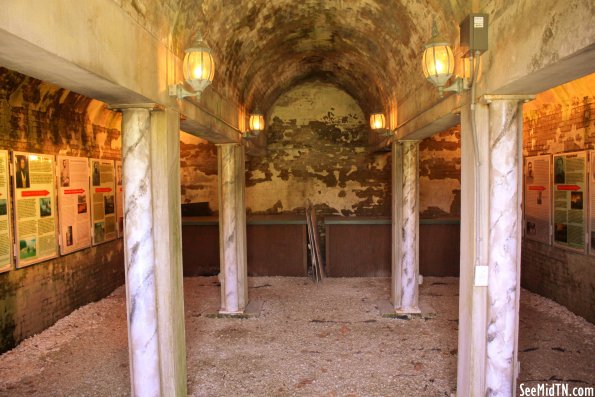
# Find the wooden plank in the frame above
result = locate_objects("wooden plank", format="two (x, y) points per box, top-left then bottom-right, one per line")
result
(305, 208), (319, 282)
(309, 207), (325, 280)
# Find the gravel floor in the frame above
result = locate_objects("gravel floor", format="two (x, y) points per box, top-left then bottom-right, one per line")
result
(0, 277), (593, 396)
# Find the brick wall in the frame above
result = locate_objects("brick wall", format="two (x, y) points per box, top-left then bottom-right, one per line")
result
(178, 82), (462, 222)
(0, 68), (125, 352)
(521, 73), (595, 323)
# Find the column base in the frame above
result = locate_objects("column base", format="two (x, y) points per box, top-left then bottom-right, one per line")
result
(207, 300), (264, 319)
(377, 300), (436, 320)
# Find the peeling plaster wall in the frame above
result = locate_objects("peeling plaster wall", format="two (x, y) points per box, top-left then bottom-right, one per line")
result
(180, 131), (218, 211)
(245, 81), (390, 217)
(0, 68), (125, 352)
(178, 88), (462, 220)
(419, 126), (461, 219)
(522, 73), (595, 322)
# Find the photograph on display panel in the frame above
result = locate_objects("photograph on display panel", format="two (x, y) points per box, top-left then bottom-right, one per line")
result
(12, 151), (58, 268)
(523, 155), (552, 245)
(115, 160), (124, 238)
(56, 156), (92, 255)
(552, 151), (587, 253)
(89, 159), (117, 245)
(590, 151), (595, 256)
(0, 150), (13, 273)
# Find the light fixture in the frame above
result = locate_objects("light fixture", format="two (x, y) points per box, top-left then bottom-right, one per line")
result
(370, 112), (392, 137)
(169, 32), (215, 100)
(244, 111), (265, 139)
(422, 15), (488, 97)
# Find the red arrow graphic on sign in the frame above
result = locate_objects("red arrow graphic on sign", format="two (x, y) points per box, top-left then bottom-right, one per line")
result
(556, 185), (581, 191)
(64, 189), (85, 195)
(528, 186), (546, 191)
(22, 190), (50, 197)
(95, 187), (112, 193)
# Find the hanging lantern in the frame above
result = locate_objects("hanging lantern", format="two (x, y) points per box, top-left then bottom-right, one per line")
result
(422, 23), (454, 90)
(370, 113), (386, 130)
(170, 32), (215, 99)
(249, 113), (265, 132)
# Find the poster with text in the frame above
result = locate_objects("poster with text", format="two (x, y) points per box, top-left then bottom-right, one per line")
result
(552, 151), (587, 252)
(0, 150), (13, 273)
(90, 159), (117, 245)
(115, 160), (124, 238)
(524, 155), (551, 244)
(590, 151), (595, 256)
(56, 156), (92, 255)
(12, 151), (58, 268)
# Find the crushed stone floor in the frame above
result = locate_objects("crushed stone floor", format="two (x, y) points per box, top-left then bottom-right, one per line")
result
(0, 277), (593, 396)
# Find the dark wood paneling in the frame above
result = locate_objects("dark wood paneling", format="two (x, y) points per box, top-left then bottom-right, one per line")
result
(419, 224), (460, 277)
(182, 216), (307, 277)
(182, 225), (220, 276)
(247, 224), (307, 276)
(326, 224), (392, 277)
(325, 220), (460, 277)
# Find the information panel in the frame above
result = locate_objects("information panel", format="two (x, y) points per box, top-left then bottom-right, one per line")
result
(524, 155), (551, 244)
(590, 151), (595, 256)
(90, 159), (117, 245)
(56, 156), (92, 255)
(0, 150), (13, 273)
(90, 159), (118, 245)
(115, 160), (124, 238)
(12, 152), (58, 268)
(553, 151), (587, 252)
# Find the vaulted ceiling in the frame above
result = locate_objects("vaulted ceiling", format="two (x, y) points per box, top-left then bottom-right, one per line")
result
(165, 0), (469, 114)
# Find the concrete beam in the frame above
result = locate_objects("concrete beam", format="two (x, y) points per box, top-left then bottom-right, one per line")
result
(0, 0), (243, 144)
(396, 94), (462, 140)
(396, 0), (594, 138)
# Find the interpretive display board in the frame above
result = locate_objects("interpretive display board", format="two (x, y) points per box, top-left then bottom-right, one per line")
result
(12, 151), (58, 268)
(115, 160), (124, 238)
(552, 151), (587, 252)
(524, 155), (551, 244)
(590, 151), (595, 256)
(90, 158), (117, 245)
(0, 150), (13, 273)
(56, 156), (92, 255)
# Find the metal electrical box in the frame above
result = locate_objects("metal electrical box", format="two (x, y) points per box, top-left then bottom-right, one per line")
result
(460, 13), (488, 56)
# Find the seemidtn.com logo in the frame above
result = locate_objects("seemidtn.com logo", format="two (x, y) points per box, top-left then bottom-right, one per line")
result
(519, 383), (595, 396)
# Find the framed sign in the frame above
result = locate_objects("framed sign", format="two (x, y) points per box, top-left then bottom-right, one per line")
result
(0, 150), (13, 273)
(524, 155), (551, 244)
(590, 151), (595, 256)
(12, 151), (58, 268)
(90, 159), (117, 245)
(552, 151), (587, 252)
(56, 156), (92, 255)
(115, 160), (124, 238)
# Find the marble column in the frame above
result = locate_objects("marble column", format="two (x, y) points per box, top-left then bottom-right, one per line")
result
(390, 140), (403, 308)
(121, 107), (161, 397)
(120, 106), (187, 397)
(149, 109), (187, 396)
(485, 99), (524, 397)
(457, 100), (490, 397)
(393, 140), (421, 313)
(217, 143), (248, 314)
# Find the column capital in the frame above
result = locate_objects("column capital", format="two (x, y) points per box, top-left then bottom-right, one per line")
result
(108, 103), (165, 112)
(480, 94), (535, 105)
(215, 142), (242, 148)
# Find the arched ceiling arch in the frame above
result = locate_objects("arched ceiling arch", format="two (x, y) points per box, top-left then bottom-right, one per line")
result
(172, 0), (468, 116)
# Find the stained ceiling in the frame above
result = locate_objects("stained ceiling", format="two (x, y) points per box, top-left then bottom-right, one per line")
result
(117, 0), (469, 115)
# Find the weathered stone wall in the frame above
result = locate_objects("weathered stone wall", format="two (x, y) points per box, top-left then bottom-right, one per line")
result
(521, 73), (595, 323)
(178, 82), (462, 220)
(245, 82), (390, 217)
(180, 132), (218, 211)
(0, 68), (125, 352)
(419, 126), (461, 219)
